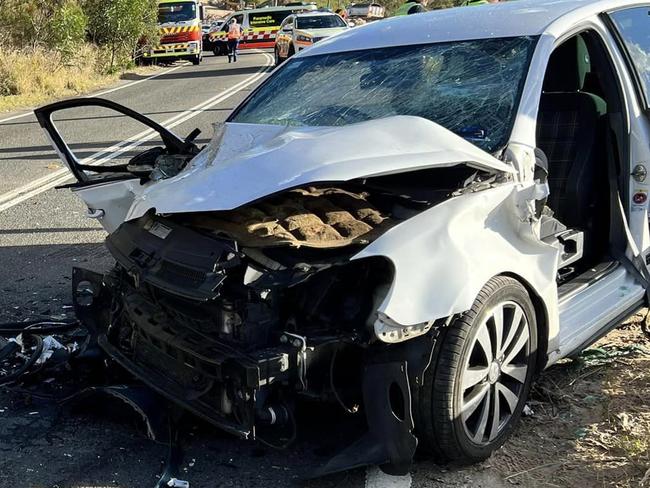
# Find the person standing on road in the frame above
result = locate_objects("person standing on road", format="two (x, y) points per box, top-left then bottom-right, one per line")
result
(227, 18), (242, 63)
(394, 0), (427, 16)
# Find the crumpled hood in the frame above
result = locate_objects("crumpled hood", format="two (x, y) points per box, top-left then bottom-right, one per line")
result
(126, 115), (513, 220)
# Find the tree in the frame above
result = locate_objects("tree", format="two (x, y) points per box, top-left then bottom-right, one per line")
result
(84, 0), (158, 71)
(49, 1), (88, 59)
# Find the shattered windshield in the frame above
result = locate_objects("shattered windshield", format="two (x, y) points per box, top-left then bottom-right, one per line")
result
(231, 37), (536, 152)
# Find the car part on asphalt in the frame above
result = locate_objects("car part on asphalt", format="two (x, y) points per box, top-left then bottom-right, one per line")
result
(62, 384), (189, 488)
(0, 314), (194, 487)
(0, 319), (81, 386)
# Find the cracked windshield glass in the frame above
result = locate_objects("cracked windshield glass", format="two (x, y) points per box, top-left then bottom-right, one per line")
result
(233, 37), (536, 152)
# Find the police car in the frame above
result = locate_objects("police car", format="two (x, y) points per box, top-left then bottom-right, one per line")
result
(274, 12), (349, 65)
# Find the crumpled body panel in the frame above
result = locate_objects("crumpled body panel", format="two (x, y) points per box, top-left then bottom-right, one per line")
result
(355, 182), (561, 349)
(124, 116), (513, 221)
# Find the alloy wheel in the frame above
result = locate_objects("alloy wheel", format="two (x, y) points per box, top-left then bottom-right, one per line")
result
(460, 301), (530, 445)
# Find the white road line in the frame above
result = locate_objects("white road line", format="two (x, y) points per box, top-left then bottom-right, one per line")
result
(365, 466), (412, 488)
(0, 57), (270, 205)
(0, 52), (273, 212)
(0, 63), (188, 125)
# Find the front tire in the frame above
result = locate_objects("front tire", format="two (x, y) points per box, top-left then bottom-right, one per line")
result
(417, 276), (537, 463)
(192, 54), (201, 65)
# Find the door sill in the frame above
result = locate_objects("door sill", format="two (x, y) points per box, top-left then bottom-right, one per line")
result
(558, 260), (619, 303)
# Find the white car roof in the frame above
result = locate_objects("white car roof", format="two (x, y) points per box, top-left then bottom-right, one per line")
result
(302, 0), (646, 56)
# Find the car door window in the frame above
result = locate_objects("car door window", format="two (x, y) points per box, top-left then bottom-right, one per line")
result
(281, 16), (294, 31)
(222, 14), (244, 30)
(608, 7), (650, 108)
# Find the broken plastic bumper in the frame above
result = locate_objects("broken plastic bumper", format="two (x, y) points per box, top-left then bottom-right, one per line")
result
(72, 268), (295, 439)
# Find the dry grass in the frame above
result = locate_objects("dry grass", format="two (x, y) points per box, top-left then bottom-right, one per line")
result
(0, 45), (158, 113)
(491, 311), (650, 487)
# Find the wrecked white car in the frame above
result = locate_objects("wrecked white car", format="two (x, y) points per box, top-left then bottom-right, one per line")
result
(35, 0), (650, 475)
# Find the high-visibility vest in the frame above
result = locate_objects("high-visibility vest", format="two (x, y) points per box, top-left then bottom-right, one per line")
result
(227, 24), (241, 40)
(463, 0), (490, 5)
(394, 1), (422, 15)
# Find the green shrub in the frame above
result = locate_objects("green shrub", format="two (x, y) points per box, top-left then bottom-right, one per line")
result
(0, 0), (87, 57)
(84, 0), (159, 72)
(49, 1), (88, 59)
(384, 0), (463, 16)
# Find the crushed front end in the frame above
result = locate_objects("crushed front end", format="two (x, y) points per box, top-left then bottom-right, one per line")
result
(73, 184), (424, 471)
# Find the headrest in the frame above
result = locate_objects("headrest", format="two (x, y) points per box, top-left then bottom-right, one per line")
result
(543, 35), (591, 92)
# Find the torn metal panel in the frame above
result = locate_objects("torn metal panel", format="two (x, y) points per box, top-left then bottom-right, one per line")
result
(123, 116), (514, 222)
(355, 181), (561, 343)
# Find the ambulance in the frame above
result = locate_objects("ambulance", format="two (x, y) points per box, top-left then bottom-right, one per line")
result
(143, 0), (205, 65)
(209, 5), (317, 56)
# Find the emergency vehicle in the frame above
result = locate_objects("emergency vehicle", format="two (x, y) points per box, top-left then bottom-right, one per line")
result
(209, 5), (317, 56)
(275, 12), (349, 65)
(143, 0), (205, 65)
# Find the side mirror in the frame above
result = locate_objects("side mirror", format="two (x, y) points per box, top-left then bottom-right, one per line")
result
(200, 5), (205, 21)
(283, 25), (293, 32)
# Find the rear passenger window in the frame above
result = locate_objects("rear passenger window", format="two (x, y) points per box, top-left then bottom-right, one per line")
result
(608, 7), (650, 108)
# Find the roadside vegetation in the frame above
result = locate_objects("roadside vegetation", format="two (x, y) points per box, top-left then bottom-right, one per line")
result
(0, 0), (159, 112)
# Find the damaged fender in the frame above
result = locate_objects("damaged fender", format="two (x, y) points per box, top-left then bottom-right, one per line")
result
(356, 181), (561, 356)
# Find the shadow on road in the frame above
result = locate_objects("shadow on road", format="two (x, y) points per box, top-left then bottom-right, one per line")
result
(0, 242), (112, 321)
(150, 65), (268, 81)
(0, 137), (212, 162)
(0, 108), (234, 128)
(0, 227), (101, 235)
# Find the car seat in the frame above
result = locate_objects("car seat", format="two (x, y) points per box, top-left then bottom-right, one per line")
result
(536, 34), (608, 261)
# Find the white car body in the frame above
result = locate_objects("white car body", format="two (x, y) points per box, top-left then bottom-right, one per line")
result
(274, 12), (349, 62)
(35, 0), (650, 474)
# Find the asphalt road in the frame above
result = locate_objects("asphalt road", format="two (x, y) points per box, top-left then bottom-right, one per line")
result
(0, 51), (499, 488)
(0, 50), (273, 321)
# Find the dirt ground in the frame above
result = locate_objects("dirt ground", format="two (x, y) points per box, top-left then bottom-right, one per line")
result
(487, 311), (650, 487)
(1, 309), (650, 487)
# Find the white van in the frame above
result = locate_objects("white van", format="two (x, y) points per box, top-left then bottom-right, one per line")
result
(209, 4), (317, 55)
